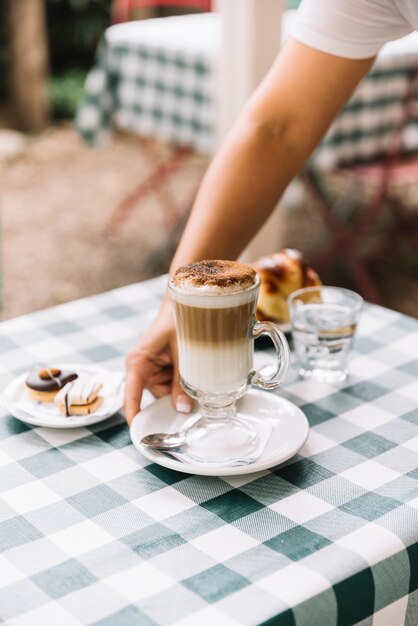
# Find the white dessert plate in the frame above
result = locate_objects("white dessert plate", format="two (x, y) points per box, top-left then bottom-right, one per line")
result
(2, 364), (124, 429)
(130, 389), (309, 476)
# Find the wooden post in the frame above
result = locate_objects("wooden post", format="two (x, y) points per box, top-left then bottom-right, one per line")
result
(7, 0), (50, 132)
(214, 0), (283, 143)
(214, 0), (285, 261)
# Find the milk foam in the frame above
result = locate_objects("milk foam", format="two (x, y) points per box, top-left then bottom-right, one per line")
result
(173, 280), (252, 295)
(171, 260), (258, 298)
(170, 264), (259, 308)
(170, 286), (257, 309)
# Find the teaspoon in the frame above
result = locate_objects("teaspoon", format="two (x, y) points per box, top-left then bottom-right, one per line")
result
(141, 431), (188, 450)
(140, 414), (200, 450)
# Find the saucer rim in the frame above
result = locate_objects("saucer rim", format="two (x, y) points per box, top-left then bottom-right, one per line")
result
(130, 389), (309, 476)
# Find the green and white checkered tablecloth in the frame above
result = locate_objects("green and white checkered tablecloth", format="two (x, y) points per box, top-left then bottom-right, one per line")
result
(0, 275), (417, 625)
(76, 13), (418, 166)
(76, 14), (218, 153)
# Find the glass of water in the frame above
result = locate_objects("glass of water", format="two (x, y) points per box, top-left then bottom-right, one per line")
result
(288, 286), (363, 383)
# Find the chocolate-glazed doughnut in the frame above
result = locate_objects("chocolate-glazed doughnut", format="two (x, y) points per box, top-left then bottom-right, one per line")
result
(26, 367), (78, 402)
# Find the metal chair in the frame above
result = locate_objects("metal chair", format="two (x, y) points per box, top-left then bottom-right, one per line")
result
(98, 11), (217, 235)
(302, 65), (418, 303)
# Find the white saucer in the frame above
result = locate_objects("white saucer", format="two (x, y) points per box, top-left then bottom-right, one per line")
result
(130, 389), (309, 476)
(2, 364), (124, 429)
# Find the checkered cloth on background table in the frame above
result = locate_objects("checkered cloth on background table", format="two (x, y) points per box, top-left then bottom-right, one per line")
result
(0, 275), (417, 626)
(76, 13), (418, 166)
(76, 14), (218, 152)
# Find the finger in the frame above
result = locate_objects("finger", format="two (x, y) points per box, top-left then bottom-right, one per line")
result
(148, 382), (172, 398)
(124, 353), (147, 425)
(150, 367), (173, 384)
(125, 366), (172, 421)
(170, 338), (194, 414)
(147, 368), (174, 395)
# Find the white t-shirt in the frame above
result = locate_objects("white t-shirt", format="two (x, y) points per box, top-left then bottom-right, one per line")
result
(292, 0), (418, 59)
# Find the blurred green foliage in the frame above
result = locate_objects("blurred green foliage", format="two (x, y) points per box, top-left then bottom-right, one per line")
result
(0, 0), (111, 117)
(46, 0), (111, 119)
(46, 0), (111, 73)
(49, 67), (87, 119)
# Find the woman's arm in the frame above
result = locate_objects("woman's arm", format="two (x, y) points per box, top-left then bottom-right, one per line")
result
(124, 39), (375, 422)
(170, 38), (374, 270)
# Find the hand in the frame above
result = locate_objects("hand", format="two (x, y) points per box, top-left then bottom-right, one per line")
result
(124, 301), (193, 424)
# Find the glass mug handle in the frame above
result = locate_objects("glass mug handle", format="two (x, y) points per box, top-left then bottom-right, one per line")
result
(248, 321), (290, 389)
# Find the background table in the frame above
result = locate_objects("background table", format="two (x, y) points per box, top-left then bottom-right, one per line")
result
(1, 275), (417, 625)
(76, 12), (418, 164)
(77, 13), (219, 152)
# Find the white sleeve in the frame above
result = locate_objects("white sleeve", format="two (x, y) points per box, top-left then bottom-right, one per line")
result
(292, 0), (414, 59)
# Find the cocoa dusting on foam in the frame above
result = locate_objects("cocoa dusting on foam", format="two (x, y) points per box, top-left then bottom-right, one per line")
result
(172, 260), (257, 294)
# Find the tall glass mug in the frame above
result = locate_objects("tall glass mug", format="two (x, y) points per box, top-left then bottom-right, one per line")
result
(169, 260), (290, 465)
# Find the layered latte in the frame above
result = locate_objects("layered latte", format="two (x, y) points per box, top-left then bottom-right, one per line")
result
(169, 260), (259, 394)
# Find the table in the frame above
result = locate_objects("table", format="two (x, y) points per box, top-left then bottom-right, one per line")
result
(76, 12), (418, 164)
(1, 275), (417, 625)
(76, 13), (220, 234)
(76, 13), (220, 152)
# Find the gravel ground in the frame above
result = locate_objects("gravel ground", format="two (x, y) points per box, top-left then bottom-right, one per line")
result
(1, 125), (207, 320)
(1, 124), (417, 321)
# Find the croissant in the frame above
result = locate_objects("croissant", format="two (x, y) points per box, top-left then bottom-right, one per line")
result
(253, 249), (322, 324)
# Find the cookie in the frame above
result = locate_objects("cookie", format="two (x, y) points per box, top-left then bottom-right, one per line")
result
(55, 378), (103, 416)
(57, 395), (103, 416)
